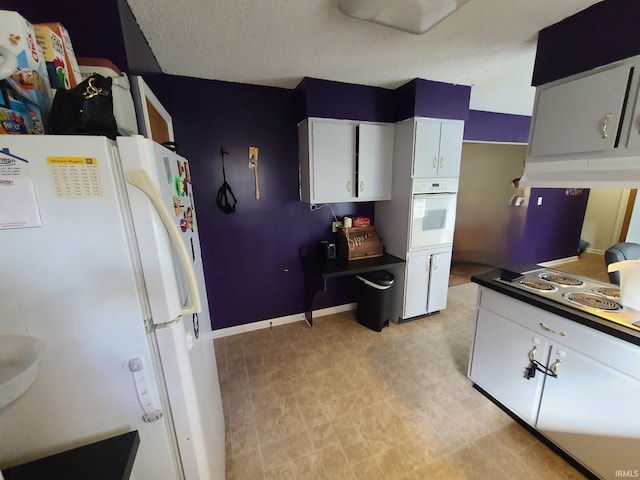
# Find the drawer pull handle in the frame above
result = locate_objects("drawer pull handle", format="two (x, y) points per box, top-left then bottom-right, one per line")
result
(528, 346), (537, 361)
(602, 113), (612, 139)
(539, 322), (566, 337)
(550, 359), (561, 377)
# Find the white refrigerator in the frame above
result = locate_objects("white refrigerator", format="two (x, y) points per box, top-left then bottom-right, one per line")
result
(0, 135), (225, 479)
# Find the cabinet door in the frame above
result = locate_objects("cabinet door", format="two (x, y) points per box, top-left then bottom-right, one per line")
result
(404, 252), (429, 318)
(469, 308), (548, 425)
(357, 123), (393, 200)
(413, 120), (441, 177)
(311, 121), (356, 203)
(625, 82), (640, 149)
(436, 122), (464, 177)
(536, 345), (640, 478)
(528, 65), (633, 158)
(426, 249), (452, 313)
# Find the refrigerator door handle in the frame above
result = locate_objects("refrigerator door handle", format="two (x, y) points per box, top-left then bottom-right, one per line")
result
(128, 357), (163, 423)
(126, 169), (202, 316)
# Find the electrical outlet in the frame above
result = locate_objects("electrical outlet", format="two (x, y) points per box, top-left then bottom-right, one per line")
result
(332, 221), (342, 232)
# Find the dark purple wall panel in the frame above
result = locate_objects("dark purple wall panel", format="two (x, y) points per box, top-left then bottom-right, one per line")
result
(393, 80), (418, 122)
(413, 78), (471, 121)
(296, 77), (396, 123)
(509, 188), (590, 264)
(533, 0), (640, 86)
(297, 77), (471, 123)
(464, 110), (531, 143)
(145, 74), (373, 329)
(117, 0), (161, 74)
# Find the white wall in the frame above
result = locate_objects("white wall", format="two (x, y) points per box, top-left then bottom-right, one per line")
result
(454, 142), (528, 266)
(626, 193), (640, 243)
(580, 189), (630, 253)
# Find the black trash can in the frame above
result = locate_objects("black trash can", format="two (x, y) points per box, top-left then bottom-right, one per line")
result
(355, 270), (395, 332)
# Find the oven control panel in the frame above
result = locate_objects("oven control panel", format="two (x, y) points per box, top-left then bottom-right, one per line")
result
(413, 177), (459, 194)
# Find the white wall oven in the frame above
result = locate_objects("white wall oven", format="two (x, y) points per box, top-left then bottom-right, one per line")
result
(409, 178), (458, 250)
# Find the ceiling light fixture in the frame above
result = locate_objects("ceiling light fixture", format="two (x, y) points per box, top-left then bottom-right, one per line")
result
(337, 0), (470, 35)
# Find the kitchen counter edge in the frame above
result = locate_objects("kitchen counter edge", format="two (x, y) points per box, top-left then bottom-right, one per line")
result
(472, 270), (640, 347)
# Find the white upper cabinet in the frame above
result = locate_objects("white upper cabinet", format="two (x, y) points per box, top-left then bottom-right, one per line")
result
(298, 118), (393, 204)
(413, 118), (464, 178)
(528, 64), (632, 158)
(358, 123), (394, 200)
(306, 120), (357, 203)
(523, 54), (640, 187)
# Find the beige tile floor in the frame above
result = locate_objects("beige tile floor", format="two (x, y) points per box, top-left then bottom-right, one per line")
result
(214, 283), (587, 479)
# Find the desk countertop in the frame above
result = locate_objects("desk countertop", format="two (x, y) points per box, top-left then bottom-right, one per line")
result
(302, 253), (405, 278)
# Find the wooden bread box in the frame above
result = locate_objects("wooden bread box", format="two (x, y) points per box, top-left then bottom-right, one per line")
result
(337, 226), (383, 260)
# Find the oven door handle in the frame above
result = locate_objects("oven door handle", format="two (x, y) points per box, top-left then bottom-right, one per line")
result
(413, 192), (457, 197)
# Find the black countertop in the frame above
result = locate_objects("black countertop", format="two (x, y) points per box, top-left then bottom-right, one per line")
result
(301, 252), (406, 278)
(3, 431), (139, 480)
(472, 269), (640, 347)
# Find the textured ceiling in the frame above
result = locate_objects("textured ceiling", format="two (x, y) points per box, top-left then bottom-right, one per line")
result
(126, 0), (602, 116)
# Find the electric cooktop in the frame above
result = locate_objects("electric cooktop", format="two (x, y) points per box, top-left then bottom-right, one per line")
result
(497, 268), (640, 331)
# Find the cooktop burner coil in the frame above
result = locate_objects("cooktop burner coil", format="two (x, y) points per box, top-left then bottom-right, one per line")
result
(518, 279), (557, 292)
(538, 272), (585, 287)
(592, 286), (620, 300)
(562, 292), (624, 312)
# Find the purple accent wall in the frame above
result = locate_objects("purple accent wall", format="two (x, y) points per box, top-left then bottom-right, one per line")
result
(464, 110), (531, 143)
(413, 78), (471, 121)
(144, 74), (373, 329)
(116, 0), (161, 74)
(533, 0), (640, 86)
(393, 80), (418, 122)
(5, 2), (593, 327)
(508, 188), (590, 265)
(394, 79), (471, 121)
(296, 77), (396, 123)
(296, 77), (471, 123)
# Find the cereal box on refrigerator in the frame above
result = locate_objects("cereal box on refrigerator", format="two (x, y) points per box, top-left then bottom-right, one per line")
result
(0, 10), (52, 131)
(34, 23), (82, 89)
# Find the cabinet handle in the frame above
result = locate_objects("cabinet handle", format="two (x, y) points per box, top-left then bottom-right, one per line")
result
(432, 255), (438, 270)
(528, 346), (537, 361)
(539, 322), (566, 337)
(346, 181), (352, 192)
(550, 359), (561, 377)
(601, 113), (612, 139)
(439, 157), (444, 169)
(360, 180), (364, 192)
(433, 156), (438, 169)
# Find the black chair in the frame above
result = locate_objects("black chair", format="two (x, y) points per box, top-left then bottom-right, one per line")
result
(604, 242), (640, 284)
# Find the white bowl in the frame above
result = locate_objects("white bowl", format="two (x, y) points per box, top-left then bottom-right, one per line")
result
(0, 335), (43, 411)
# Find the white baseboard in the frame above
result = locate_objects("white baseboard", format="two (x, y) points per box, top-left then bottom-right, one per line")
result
(210, 303), (357, 339)
(540, 256), (578, 267)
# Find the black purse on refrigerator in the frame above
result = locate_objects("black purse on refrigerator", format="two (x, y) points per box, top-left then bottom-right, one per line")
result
(47, 73), (119, 140)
